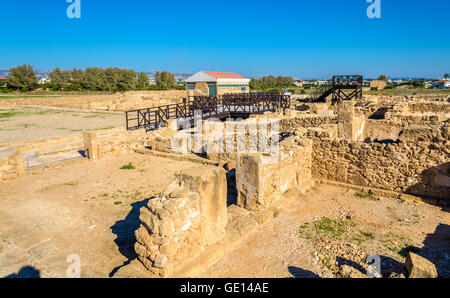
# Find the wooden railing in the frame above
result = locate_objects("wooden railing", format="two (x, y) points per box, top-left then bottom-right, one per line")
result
(125, 92), (290, 131)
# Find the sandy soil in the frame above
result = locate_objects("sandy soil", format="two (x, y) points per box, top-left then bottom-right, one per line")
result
(1, 153), (448, 278)
(0, 107), (124, 145)
(0, 153), (197, 278)
(199, 185), (450, 278)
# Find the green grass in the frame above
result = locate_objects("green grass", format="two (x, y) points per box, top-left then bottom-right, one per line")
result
(0, 111), (18, 118)
(354, 189), (377, 200)
(114, 201), (122, 205)
(299, 217), (357, 240)
(120, 162), (136, 170)
(314, 217), (348, 237)
(359, 230), (375, 239)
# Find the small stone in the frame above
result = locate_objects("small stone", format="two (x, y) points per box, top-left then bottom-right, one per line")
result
(338, 265), (367, 278)
(153, 253), (169, 268)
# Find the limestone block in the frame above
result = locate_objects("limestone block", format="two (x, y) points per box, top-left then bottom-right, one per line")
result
(338, 100), (355, 141)
(166, 119), (178, 132)
(83, 132), (99, 160)
(11, 148), (26, 177)
(175, 165), (227, 246)
(236, 146), (313, 210)
(405, 253), (438, 278)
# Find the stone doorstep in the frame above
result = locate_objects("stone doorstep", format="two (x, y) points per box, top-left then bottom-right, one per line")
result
(318, 179), (436, 205)
(134, 147), (218, 166)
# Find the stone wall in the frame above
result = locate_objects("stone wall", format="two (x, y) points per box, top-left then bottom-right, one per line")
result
(280, 115), (337, 133)
(312, 124), (449, 199)
(134, 165), (227, 277)
(96, 130), (147, 159)
(0, 148), (25, 180)
(0, 128), (148, 180)
(236, 136), (314, 210)
(0, 90), (188, 111)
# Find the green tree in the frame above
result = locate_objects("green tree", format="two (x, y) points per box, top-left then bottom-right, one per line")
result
(378, 75), (388, 82)
(104, 68), (120, 91)
(7, 64), (38, 90)
(138, 72), (150, 88)
(82, 67), (108, 90)
(249, 78), (261, 90)
(49, 67), (69, 89)
(444, 74), (449, 79)
(117, 69), (138, 91)
(155, 71), (176, 90)
(70, 68), (84, 85)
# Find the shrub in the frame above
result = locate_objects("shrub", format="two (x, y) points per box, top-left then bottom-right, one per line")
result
(120, 162), (135, 170)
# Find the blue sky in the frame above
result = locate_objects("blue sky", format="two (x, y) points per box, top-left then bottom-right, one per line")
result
(0, 0), (449, 78)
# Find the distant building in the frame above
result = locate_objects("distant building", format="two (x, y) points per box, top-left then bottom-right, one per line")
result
(395, 84), (414, 89)
(294, 80), (304, 87)
(186, 71), (250, 96)
(39, 77), (50, 84)
(430, 80), (450, 89)
(370, 80), (387, 90)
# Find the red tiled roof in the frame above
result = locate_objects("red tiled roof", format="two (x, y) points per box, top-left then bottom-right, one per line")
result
(201, 71), (248, 80)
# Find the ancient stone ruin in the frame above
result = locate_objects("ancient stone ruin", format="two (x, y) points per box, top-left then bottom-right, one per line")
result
(124, 93), (448, 277)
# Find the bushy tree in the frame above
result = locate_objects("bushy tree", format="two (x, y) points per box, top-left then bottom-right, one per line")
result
(49, 68), (85, 90)
(7, 64), (38, 90)
(82, 67), (107, 91)
(118, 69), (138, 91)
(444, 74), (449, 79)
(138, 72), (150, 87)
(249, 75), (295, 90)
(378, 75), (388, 82)
(155, 71), (176, 90)
(104, 68), (121, 91)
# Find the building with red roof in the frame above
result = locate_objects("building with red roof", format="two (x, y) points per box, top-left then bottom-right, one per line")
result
(186, 71), (250, 96)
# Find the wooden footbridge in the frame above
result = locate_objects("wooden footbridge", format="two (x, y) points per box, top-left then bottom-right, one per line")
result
(301, 75), (363, 104)
(125, 92), (290, 131)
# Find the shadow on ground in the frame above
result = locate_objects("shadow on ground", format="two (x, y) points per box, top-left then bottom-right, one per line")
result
(405, 223), (450, 277)
(4, 266), (40, 278)
(288, 266), (320, 278)
(226, 169), (237, 206)
(109, 198), (150, 277)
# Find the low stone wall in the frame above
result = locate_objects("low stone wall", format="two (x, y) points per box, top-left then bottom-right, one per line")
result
(364, 119), (404, 141)
(0, 90), (188, 111)
(134, 165), (227, 277)
(0, 148), (25, 180)
(236, 136), (314, 210)
(280, 115), (337, 133)
(96, 130), (147, 159)
(407, 101), (450, 115)
(312, 125), (449, 199)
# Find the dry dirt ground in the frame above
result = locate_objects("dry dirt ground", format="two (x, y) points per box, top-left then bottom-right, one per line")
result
(1, 154), (449, 278)
(0, 153), (197, 278)
(199, 185), (450, 278)
(0, 107), (123, 145)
